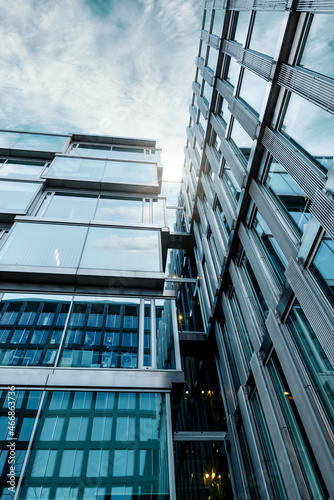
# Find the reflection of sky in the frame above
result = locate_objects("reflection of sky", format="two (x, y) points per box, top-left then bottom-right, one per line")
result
(299, 15), (334, 79)
(282, 93), (334, 158)
(0, 0), (202, 180)
(249, 11), (284, 57)
(239, 69), (267, 116)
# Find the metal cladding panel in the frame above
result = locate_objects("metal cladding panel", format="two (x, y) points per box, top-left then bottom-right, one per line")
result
(249, 180), (299, 261)
(229, 261), (262, 351)
(192, 81), (201, 98)
(205, 144), (220, 174)
(222, 39), (242, 59)
(238, 223), (279, 310)
(310, 188), (334, 240)
(214, 173), (236, 228)
(266, 311), (334, 498)
(197, 96), (210, 119)
(210, 113), (227, 142)
(216, 78), (234, 102)
(189, 104), (197, 123)
(193, 123), (205, 150)
(196, 56), (205, 72)
(240, 49), (274, 81)
(237, 388), (272, 500)
(278, 64), (334, 114)
(228, 98), (261, 140)
(285, 259), (334, 367)
(208, 34), (221, 49)
(229, 0), (292, 9)
(250, 353), (302, 499)
(203, 67), (215, 86)
(206, 206), (227, 261)
(219, 138), (247, 187)
(201, 173), (214, 206)
(200, 29), (209, 43)
(222, 293), (249, 385)
(295, 0), (334, 11)
(261, 127), (325, 200)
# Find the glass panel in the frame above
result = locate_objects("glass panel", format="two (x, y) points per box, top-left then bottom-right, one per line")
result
(223, 56), (240, 88)
(212, 9), (225, 36)
(18, 392), (169, 499)
(229, 291), (253, 362)
(299, 14), (334, 79)
(156, 299), (176, 369)
(95, 196), (143, 223)
(252, 211), (288, 287)
(231, 11), (251, 45)
(312, 233), (334, 300)
(0, 181), (41, 211)
(251, 392), (288, 500)
(281, 93), (334, 171)
(39, 193), (98, 220)
(74, 143), (111, 157)
(0, 223), (88, 268)
(13, 134), (68, 152)
(229, 119), (253, 165)
(286, 301), (334, 429)
(249, 12), (284, 57)
(79, 227), (161, 272)
(0, 390), (42, 497)
(238, 69), (267, 116)
(0, 131), (23, 148)
(265, 158), (311, 234)
(0, 160), (46, 179)
(267, 354), (328, 499)
(47, 156), (106, 180)
(152, 199), (165, 225)
(103, 161), (157, 184)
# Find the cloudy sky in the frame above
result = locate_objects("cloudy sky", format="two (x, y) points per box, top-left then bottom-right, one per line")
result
(0, 0), (203, 180)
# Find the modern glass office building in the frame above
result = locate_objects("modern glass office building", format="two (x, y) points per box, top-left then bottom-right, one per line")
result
(173, 0), (334, 499)
(1, 1), (334, 499)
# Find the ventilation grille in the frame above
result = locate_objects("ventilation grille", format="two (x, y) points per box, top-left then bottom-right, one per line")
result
(205, 144), (220, 174)
(200, 30), (209, 44)
(262, 127), (325, 199)
(278, 64), (334, 114)
(222, 40), (242, 59)
(195, 56), (205, 72)
(228, 98), (261, 140)
(310, 188), (334, 240)
(208, 34), (221, 49)
(285, 259), (334, 367)
(210, 113), (227, 142)
(216, 78), (234, 101)
(205, 0), (227, 9)
(192, 81), (201, 98)
(295, 0), (334, 11)
(197, 96), (210, 119)
(240, 49), (275, 81)
(229, 0), (292, 9)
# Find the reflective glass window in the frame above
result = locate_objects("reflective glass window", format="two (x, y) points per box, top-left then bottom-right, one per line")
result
(212, 9), (225, 36)
(286, 302), (334, 429)
(37, 192), (98, 219)
(238, 69), (267, 116)
(249, 12), (284, 57)
(299, 14), (334, 79)
(47, 156), (105, 180)
(0, 131), (23, 148)
(0, 160), (46, 179)
(222, 163), (240, 205)
(223, 56), (240, 88)
(0, 223), (88, 268)
(18, 391), (169, 498)
(207, 47), (218, 72)
(267, 354), (329, 499)
(0, 180), (41, 212)
(230, 291), (253, 362)
(217, 95), (231, 127)
(95, 196), (142, 223)
(265, 158), (311, 234)
(230, 119), (253, 165)
(103, 160), (157, 184)
(250, 392), (288, 499)
(231, 11), (251, 45)
(156, 299), (176, 369)
(71, 143), (111, 157)
(252, 211), (288, 287)
(311, 232), (334, 300)
(79, 227), (161, 272)
(280, 93), (334, 171)
(13, 134), (68, 152)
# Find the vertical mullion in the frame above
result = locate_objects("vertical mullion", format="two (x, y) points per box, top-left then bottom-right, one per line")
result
(151, 300), (157, 369)
(138, 299), (145, 369)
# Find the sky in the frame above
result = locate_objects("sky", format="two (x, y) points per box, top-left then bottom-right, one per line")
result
(0, 0), (203, 180)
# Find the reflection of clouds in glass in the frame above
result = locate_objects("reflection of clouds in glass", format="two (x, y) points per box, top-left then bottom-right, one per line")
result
(90, 234), (157, 253)
(282, 93), (334, 159)
(96, 206), (141, 223)
(249, 11), (284, 57)
(300, 15), (334, 79)
(239, 69), (267, 116)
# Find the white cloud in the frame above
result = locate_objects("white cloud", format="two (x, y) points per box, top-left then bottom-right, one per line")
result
(0, 0), (203, 180)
